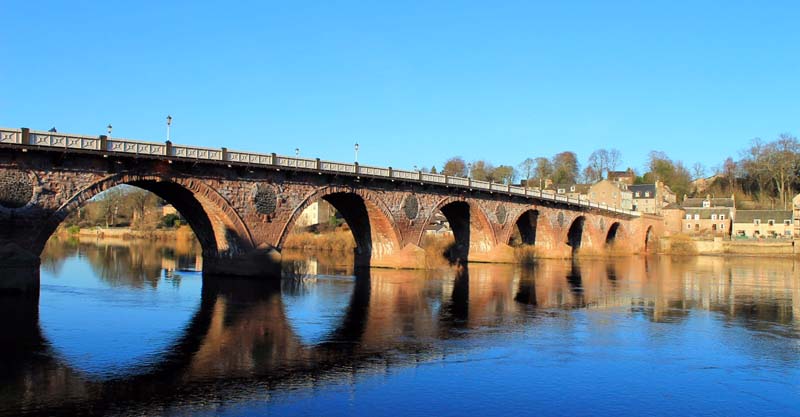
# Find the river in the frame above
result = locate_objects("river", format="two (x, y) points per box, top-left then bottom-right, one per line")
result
(1, 237), (799, 416)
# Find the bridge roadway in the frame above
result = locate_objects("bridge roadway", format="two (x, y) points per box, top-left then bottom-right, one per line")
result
(0, 127), (662, 291)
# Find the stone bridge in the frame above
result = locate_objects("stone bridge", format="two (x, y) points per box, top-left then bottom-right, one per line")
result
(0, 127), (662, 290)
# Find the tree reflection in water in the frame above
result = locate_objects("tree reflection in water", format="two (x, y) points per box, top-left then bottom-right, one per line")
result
(41, 236), (201, 289)
(1, 241), (798, 416)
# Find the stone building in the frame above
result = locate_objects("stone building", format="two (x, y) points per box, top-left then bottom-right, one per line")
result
(732, 210), (793, 238)
(607, 168), (636, 185)
(793, 193), (800, 237)
(295, 200), (335, 228)
(544, 183), (591, 200)
(661, 203), (685, 236)
(587, 180), (633, 210)
(629, 181), (676, 215)
(680, 195), (735, 237)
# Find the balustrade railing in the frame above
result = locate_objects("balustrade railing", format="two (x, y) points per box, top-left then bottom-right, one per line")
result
(0, 126), (640, 216)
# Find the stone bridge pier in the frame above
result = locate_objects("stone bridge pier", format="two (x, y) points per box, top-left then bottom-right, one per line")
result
(0, 133), (662, 293)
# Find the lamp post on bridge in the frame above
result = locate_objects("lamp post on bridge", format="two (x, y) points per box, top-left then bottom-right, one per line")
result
(107, 124), (112, 137)
(354, 143), (359, 164)
(295, 148), (300, 157)
(166, 115), (172, 142)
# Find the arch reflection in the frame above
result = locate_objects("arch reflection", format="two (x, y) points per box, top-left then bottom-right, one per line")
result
(1, 248), (799, 415)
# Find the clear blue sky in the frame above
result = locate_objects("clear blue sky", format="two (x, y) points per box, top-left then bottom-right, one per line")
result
(3, 1), (799, 176)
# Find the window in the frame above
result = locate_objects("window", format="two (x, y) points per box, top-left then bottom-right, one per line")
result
(557, 188), (565, 194)
(719, 223), (725, 230)
(754, 219), (761, 225)
(786, 230), (792, 236)
(720, 214), (725, 220)
(702, 200), (710, 208)
(570, 186), (576, 192)
(635, 192), (640, 197)
(768, 219), (775, 226)
(711, 214), (717, 220)
(784, 220), (791, 226)
(687, 224), (692, 229)
(685, 214), (692, 220)
(694, 214), (700, 220)
(645, 192), (651, 197)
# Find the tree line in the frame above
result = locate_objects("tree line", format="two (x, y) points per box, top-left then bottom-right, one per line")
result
(423, 132), (800, 209)
(65, 185), (182, 230)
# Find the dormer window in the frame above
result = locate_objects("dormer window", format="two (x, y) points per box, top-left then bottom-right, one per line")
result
(570, 186), (576, 192)
(768, 219), (775, 226)
(644, 192), (651, 197)
(635, 192), (641, 197)
(702, 201), (710, 208)
(784, 220), (791, 226)
(711, 214), (717, 220)
(754, 219), (761, 225)
(557, 188), (566, 194)
(720, 214), (725, 220)
(694, 214), (700, 220)
(685, 214), (691, 220)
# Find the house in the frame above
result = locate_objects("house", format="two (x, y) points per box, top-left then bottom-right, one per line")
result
(544, 183), (591, 200)
(296, 200), (335, 227)
(732, 210), (793, 238)
(661, 203), (685, 236)
(680, 195), (735, 237)
(587, 180), (633, 210)
(629, 181), (676, 215)
(607, 168), (636, 185)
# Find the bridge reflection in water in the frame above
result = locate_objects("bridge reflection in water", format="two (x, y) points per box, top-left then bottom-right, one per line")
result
(1, 241), (799, 415)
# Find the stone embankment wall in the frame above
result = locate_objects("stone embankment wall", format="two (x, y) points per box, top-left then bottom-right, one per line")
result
(661, 236), (797, 256)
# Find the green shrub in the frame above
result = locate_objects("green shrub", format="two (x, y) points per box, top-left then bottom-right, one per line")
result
(66, 225), (80, 235)
(162, 213), (181, 228)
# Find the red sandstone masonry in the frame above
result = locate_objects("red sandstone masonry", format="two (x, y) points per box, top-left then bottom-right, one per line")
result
(0, 150), (662, 278)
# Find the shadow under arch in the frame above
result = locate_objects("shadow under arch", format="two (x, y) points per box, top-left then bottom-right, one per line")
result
(566, 215), (586, 254)
(644, 226), (655, 253)
(420, 197), (497, 265)
(34, 174), (254, 259)
(509, 209), (539, 246)
(605, 222), (622, 247)
(278, 187), (402, 267)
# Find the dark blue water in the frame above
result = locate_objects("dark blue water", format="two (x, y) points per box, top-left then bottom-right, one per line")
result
(1, 239), (799, 416)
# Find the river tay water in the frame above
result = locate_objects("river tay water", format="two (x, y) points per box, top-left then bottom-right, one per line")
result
(1, 238), (799, 416)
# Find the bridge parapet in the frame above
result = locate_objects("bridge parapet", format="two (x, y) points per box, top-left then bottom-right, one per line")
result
(0, 126), (640, 218)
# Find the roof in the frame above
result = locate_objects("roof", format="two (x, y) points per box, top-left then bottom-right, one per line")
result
(629, 184), (656, 198)
(682, 197), (735, 208)
(734, 210), (792, 223)
(663, 202), (683, 210)
(684, 208), (732, 219)
(545, 183), (590, 194)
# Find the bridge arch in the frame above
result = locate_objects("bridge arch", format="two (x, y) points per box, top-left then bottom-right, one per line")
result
(278, 186), (402, 266)
(644, 226), (656, 253)
(566, 216), (586, 254)
(418, 197), (497, 263)
(35, 174), (255, 259)
(605, 222), (622, 247)
(508, 209), (539, 246)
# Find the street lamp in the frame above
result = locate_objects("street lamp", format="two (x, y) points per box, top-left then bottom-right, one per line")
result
(467, 162), (473, 178)
(354, 143), (359, 163)
(107, 124), (112, 136)
(295, 148), (300, 157)
(166, 115), (172, 141)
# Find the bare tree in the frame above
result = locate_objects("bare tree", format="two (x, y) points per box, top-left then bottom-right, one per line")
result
(765, 134), (800, 208)
(518, 158), (535, 187)
(691, 162), (706, 180)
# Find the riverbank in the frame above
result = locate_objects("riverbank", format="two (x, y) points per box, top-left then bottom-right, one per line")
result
(661, 235), (798, 257)
(56, 226), (196, 242)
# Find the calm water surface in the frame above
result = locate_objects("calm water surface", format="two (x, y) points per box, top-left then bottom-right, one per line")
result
(1, 237), (799, 416)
